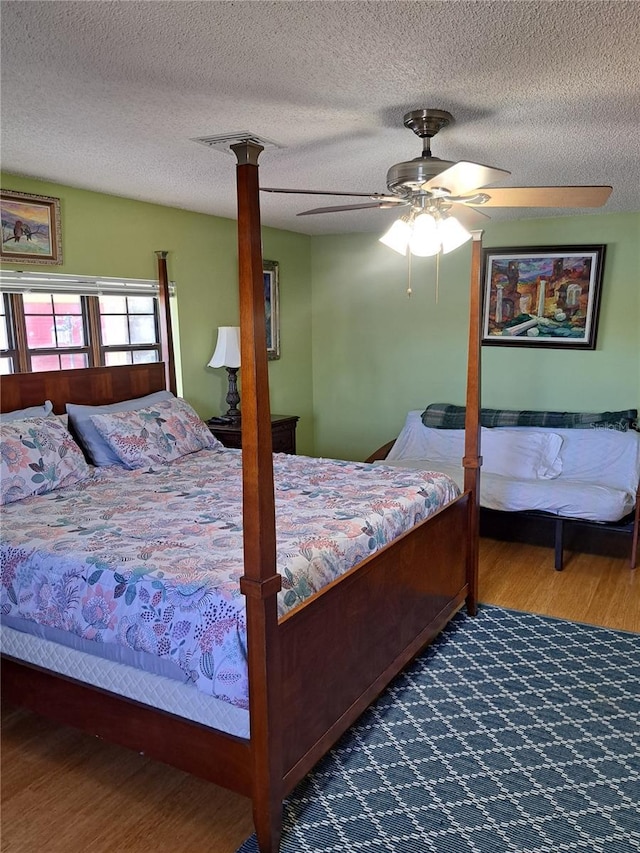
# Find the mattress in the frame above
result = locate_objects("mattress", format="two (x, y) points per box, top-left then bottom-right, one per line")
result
(0, 624), (250, 738)
(377, 458), (635, 522)
(379, 410), (639, 522)
(1, 447), (459, 711)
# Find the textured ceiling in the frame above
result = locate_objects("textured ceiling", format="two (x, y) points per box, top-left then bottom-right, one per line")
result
(1, 1), (639, 236)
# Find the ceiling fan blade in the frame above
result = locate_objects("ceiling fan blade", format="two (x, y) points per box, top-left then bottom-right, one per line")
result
(447, 203), (491, 229)
(461, 186), (613, 208)
(422, 161), (511, 197)
(297, 200), (409, 216)
(261, 187), (383, 199)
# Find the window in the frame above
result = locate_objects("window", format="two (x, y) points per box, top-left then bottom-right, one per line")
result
(0, 294), (17, 374)
(0, 273), (166, 374)
(23, 292), (90, 371)
(99, 295), (160, 366)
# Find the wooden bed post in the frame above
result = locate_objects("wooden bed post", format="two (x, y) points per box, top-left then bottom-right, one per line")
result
(155, 251), (178, 396)
(463, 231), (483, 616)
(231, 141), (283, 853)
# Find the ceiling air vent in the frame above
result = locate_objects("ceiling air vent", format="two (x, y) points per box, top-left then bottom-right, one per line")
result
(191, 132), (282, 156)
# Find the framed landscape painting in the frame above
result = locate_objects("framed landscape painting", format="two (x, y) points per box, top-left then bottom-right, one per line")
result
(481, 245), (606, 349)
(264, 259), (280, 360)
(0, 190), (63, 265)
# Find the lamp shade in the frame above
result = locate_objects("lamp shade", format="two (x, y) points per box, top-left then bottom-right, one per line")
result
(409, 213), (440, 257)
(439, 215), (472, 254)
(379, 218), (411, 255)
(207, 326), (241, 368)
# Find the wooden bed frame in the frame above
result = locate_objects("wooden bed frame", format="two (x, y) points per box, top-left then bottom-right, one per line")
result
(1, 143), (484, 853)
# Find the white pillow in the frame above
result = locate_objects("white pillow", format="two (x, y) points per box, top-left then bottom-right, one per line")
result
(481, 429), (563, 480)
(387, 411), (463, 464)
(511, 426), (640, 492)
(387, 412), (563, 479)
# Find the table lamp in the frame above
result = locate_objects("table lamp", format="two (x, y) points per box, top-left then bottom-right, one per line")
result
(207, 326), (241, 421)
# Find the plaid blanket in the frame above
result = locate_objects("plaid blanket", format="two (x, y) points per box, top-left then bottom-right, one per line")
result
(421, 403), (638, 432)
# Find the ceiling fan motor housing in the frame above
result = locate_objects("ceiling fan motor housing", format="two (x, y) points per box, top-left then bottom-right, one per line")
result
(387, 109), (456, 196)
(386, 156), (456, 195)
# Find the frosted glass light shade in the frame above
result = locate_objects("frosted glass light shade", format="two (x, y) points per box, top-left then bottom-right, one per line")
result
(409, 213), (440, 257)
(439, 216), (472, 254)
(207, 326), (241, 368)
(379, 218), (411, 255)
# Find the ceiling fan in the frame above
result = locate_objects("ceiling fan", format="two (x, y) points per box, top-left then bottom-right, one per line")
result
(261, 109), (612, 256)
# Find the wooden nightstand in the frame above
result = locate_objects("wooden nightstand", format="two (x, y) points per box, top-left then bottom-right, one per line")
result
(207, 414), (299, 454)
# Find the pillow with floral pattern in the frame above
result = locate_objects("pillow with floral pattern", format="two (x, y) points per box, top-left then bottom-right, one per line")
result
(90, 397), (222, 469)
(1, 416), (91, 505)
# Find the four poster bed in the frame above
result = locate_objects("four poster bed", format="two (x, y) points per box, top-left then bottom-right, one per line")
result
(0, 143), (484, 853)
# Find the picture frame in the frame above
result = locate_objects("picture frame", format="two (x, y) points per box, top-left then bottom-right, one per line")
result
(264, 259), (280, 360)
(481, 245), (606, 349)
(0, 189), (63, 265)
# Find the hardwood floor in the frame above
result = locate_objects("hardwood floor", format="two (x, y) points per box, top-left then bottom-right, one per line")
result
(2, 538), (637, 853)
(479, 536), (639, 633)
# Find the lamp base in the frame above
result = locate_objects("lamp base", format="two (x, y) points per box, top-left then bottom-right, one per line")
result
(224, 367), (241, 421)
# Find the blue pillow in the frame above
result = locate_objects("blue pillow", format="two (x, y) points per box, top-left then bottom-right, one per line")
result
(66, 391), (174, 466)
(0, 400), (54, 421)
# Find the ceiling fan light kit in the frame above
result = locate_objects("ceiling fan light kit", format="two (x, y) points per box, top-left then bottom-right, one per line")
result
(261, 108), (612, 261)
(379, 207), (473, 257)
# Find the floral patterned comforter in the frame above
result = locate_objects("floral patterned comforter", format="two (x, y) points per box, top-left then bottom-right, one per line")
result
(1, 448), (459, 708)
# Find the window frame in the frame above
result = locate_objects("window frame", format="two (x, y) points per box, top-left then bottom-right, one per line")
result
(1, 293), (21, 373)
(96, 294), (162, 367)
(0, 291), (162, 374)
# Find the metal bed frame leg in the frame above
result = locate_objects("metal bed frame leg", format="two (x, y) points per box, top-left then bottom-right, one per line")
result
(554, 518), (564, 571)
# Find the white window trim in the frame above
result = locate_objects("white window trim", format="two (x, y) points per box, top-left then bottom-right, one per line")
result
(0, 270), (176, 298)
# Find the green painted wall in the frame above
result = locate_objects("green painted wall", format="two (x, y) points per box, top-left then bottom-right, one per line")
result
(3, 173), (637, 464)
(0, 173), (315, 454)
(311, 212), (640, 461)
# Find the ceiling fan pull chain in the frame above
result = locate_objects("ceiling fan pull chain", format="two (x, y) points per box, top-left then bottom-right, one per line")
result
(406, 251), (412, 297)
(435, 252), (440, 304)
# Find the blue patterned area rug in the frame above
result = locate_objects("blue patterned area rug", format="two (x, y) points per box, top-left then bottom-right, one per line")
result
(237, 605), (639, 853)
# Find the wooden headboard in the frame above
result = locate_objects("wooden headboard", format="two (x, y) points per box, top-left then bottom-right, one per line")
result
(0, 363), (168, 414)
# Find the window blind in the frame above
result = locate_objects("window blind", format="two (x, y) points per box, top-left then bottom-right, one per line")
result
(0, 270), (176, 297)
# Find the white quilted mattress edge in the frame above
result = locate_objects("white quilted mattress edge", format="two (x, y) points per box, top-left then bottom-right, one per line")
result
(0, 625), (250, 739)
(375, 459), (635, 521)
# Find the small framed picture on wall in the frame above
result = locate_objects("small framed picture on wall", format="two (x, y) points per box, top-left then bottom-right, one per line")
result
(0, 189), (63, 265)
(264, 259), (280, 360)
